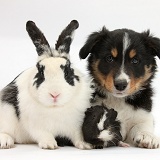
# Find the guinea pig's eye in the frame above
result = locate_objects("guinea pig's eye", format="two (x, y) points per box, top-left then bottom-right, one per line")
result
(109, 131), (112, 135)
(92, 115), (96, 120)
(106, 55), (114, 63)
(131, 57), (139, 64)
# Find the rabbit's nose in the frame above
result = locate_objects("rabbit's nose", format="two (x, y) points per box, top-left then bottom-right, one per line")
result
(50, 93), (60, 102)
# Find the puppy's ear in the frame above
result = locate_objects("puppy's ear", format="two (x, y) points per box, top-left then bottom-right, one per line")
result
(141, 30), (160, 59)
(79, 27), (109, 59)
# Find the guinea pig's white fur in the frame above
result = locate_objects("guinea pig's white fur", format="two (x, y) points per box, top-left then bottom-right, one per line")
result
(0, 20), (93, 149)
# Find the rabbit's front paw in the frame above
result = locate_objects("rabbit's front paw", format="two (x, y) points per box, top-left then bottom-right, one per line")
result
(38, 139), (58, 149)
(74, 141), (92, 150)
(0, 133), (14, 149)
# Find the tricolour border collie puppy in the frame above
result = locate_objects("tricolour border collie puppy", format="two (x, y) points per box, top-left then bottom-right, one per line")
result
(79, 27), (160, 149)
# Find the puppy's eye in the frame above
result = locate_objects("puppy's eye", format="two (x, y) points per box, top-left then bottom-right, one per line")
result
(106, 55), (114, 63)
(131, 58), (139, 64)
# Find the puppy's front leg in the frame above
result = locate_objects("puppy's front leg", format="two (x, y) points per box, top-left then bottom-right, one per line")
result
(127, 116), (160, 149)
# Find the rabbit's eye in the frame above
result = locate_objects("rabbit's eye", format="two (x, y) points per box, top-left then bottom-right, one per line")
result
(33, 63), (45, 88)
(60, 60), (80, 86)
(65, 72), (68, 77)
(39, 70), (44, 76)
(64, 69), (72, 77)
(64, 68), (75, 80)
(38, 66), (45, 77)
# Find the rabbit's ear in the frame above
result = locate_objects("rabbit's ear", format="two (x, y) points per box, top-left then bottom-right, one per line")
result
(55, 20), (79, 58)
(26, 21), (52, 58)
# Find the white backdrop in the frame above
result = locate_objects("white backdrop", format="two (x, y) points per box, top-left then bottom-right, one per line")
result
(0, 0), (160, 159)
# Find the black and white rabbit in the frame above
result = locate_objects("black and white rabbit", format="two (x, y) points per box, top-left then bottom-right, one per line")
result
(0, 20), (93, 149)
(82, 105), (129, 149)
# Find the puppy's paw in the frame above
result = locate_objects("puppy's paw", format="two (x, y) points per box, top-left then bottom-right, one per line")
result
(74, 141), (92, 150)
(0, 133), (14, 149)
(38, 139), (58, 150)
(133, 132), (160, 149)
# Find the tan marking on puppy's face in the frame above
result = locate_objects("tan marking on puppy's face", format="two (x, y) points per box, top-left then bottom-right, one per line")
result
(104, 72), (115, 93)
(92, 60), (114, 92)
(128, 65), (152, 95)
(129, 49), (136, 59)
(111, 48), (118, 58)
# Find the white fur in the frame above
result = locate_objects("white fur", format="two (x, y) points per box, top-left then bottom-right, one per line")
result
(0, 56), (93, 150)
(53, 49), (70, 59)
(116, 70), (130, 83)
(93, 92), (160, 148)
(120, 32), (130, 75)
(98, 130), (113, 142)
(113, 32), (131, 96)
(97, 111), (107, 131)
(123, 32), (130, 55)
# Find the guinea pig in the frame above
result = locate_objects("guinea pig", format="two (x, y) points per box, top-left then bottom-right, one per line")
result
(82, 105), (129, 149)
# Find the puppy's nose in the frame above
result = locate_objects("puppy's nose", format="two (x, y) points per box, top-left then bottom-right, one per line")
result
(114, 80), (128, 91)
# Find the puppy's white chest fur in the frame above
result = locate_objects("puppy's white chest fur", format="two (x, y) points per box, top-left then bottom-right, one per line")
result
(93, 94), (152, 141)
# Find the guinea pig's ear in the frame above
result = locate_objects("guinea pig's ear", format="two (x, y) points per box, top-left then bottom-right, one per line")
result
(79, 27), (109, 59)
(55, 20), (79, 59)
(26, 21), (52, 59)
(108, 109), (117, 122)
(141, 30), (160, 59)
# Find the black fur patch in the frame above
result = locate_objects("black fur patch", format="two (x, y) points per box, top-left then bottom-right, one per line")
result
(33, 62), (45, 88)
(125, 86), (153, 112)
(90, 85), (107, 103)
(55, 136), (73, 147)
(26, 21), (52, 56)
(82, 106), (105, 147)
(60, 60), (79, 86)
(57, 38), (72, 54)
(55, 20), (79, 54)
(1, 81), (20, 118)
(93, 90), (106, 99)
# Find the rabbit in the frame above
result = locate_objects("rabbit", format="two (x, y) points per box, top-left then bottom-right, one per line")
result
(82, 105), (130, 149)
(0, 20), (93, 150)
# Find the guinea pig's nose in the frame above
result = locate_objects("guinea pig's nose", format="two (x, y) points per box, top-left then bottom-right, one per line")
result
(114, 80), (128, 91)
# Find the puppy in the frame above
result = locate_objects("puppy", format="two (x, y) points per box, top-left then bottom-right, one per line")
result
(79, 27), (160, 149)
